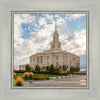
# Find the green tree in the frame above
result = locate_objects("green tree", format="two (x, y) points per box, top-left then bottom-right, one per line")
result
(70, 67), (75, 73)
(76, 67), (80, 72)
(35, 65), (40, 73)
(25, 64), (31, 72)
(45, 66), (50, 72)
(49, 64), (55, 74)
(45, 66), (50, 77)
(70, 66), (80, 73)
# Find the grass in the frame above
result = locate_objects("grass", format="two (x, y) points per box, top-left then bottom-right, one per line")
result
(16, 73), (60, 77)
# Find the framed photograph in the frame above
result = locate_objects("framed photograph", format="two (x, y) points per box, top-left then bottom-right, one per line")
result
(0, 0), (100, 100)
(12, 11), (88, 89)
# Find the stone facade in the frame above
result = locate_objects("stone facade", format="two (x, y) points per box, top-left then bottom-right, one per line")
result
(29, 20), (80, 71)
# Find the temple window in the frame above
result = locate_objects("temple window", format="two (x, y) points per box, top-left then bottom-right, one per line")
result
(37, 57), (39, 64)
(40, 56), (43, 63)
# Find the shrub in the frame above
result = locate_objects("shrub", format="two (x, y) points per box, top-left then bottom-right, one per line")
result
(73, 72), (78, 74)
(33, 75), (40, 80)
(72, 72), (86, 75)
(39, 75), (45, 80)
(14, 73), (17, 79)
(78, 72), (86, 75)
(29, 72), (34, 80)
(53, 71), (60, 75)
(33, 75), (45, 80)
(23, 72), (30, 80)
(15, 76), (24, 86)
(60, 71), (64, 74)
(60, 71), (67, 75)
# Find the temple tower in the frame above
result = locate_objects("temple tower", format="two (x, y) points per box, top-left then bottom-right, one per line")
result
(50, 20), (61, 49)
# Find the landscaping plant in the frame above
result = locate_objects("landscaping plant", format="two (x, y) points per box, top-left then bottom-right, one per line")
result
(15, 76), (24, 86)
(33, 75), (45, 80)
(23, 72), (30, 80)
(29, 72), (34, 79)
(14, 73), (17, 79)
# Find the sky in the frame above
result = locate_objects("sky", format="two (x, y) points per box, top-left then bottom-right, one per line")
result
(14, 13), (86, 70)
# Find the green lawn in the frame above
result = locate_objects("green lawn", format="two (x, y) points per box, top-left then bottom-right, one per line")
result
(16, 73), (60, 77)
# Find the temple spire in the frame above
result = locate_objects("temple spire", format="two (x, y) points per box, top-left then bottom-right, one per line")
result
(55, 20), (57, 32)
(50, 20), (61, 49)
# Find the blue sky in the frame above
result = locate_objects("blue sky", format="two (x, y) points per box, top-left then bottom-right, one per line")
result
(14, 13), (86, 70)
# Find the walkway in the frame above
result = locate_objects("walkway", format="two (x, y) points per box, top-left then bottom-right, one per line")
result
(24, 75), (87, 87)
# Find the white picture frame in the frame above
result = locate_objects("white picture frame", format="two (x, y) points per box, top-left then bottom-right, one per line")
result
(0, 0), (100, 100)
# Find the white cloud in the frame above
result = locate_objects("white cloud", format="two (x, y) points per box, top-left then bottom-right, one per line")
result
(14, 15), (54, 69)
(14, 14), (36, 69)
(71, 14), (86, 19)
(55, 15), (66, 25)
(30, 23), (54, 51)
(14, 14), (86, 69)
(65, 14), (86, 21)
(61, 29), (86, 56)
(14, 14), (35, 25)
(38, 17), (47, 25)
(14, 14), (36, 42)
(45, 14), (54, 21)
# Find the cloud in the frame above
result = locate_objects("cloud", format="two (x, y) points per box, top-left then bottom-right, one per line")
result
(14, 14), (36, 69)
(61, 29), (86, 56)
(71, 14), (86, 20)
(45, 14), (54, 21)
(14, 15), (54, 69)
(38, 17), (47, 25)
(65, 14), (86, 21)
(14, 14), (86, 69)
(54, 15), (66, 26)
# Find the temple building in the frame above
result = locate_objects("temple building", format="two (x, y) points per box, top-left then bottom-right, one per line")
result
(19, 20), (80, 71)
